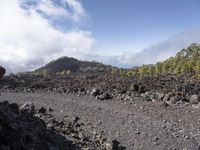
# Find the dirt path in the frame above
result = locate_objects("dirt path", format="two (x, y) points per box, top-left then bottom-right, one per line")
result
(1, 92), (200, 150)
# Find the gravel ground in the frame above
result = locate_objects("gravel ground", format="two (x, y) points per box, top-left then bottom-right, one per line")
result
(1, 92), (200, 150)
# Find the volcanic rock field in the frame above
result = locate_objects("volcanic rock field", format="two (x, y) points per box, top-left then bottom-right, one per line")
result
(1, 72), (200, 150)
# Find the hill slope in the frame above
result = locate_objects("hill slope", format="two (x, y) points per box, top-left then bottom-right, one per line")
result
(111, 43), (200, 77)
(35, 56), (112, 74)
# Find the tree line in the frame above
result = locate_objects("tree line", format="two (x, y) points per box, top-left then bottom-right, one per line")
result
(112, 43), (200, 78)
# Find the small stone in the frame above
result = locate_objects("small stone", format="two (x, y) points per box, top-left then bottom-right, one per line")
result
(131, 84), (139, 91)
(184, 135), (190, 140)
(192, 103), (200, 109)
(78, 132), (84, 139)
(38, 107), (47, 114)
(48, 107), (53, 112)
(153, 137), (159, 145)
(162, 101), (170, 107)
(97, 93), (112, 100)
(129, 120), (133, 124)
(111, 140), (122, 150)
(91, 88), (101, 97)
(135, 129), (141, 134)
(93, 130), (97, 135)
(163, 94), (170, 101)
(153, 137), (159, 142)
(157, 92), (165, 101)
(72, 116), (80, 126)
(139, 86), (145, 93)
(20, 102), (35, 114)
(105, 143), (113, 150)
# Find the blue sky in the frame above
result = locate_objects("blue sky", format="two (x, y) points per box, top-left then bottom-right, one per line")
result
(1, 0), (200, 73)
(82, 0), (200, 55)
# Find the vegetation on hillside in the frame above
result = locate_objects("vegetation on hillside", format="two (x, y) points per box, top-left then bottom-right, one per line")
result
(112, 43), (200, 78)
(16, 43), (200, 78)
(16, 69), (72, 78)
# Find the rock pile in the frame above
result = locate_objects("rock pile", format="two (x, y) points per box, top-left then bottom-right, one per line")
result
(0, 101), (125, 150)
(1, 73), (200, 106)
(0, 101), (78, 150)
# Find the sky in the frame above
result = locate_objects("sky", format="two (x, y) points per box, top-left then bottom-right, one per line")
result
(1, 0), (200, 73)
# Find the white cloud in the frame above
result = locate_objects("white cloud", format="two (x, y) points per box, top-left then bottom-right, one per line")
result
(21, 0), (88, 23)
(64, 0), (88, 22)
(0, 0), (95, 73)
(116, 28), (200, 66)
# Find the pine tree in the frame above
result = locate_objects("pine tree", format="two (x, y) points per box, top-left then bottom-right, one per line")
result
(139, 65), (149, 76)
(196, 59), (200, 73)
(111, 67), (118, 74)
(192, 50), (199, 61)
(174, 61), (183, 74)
(42, 69), (49, 77)
(148, 66), (155, 75)
(155, 62), (163, 75)
(181, 62), (190, 73)
(162, 61), (171, 74)
(126, 71), (134, 76)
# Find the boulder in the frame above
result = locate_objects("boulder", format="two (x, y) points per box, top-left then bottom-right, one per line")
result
(189, 94), (200, 104)
(0, 66), (6, 78)
(96, 93), (112, 100)
(138, 85), (146, 93)
(131, 84), (139, 91)
(163, 94), (170, 102)
(156, 92), (165, 101)
(91, 88), (101, 97)
(0, 101), (75, 150)
(38, 107), (47, 114)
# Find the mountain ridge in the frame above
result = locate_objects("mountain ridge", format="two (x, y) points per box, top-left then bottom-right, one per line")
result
(28, 43), (200, 77)
(34, 56), (113, 74)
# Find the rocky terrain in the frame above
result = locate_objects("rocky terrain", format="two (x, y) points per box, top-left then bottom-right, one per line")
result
(0, 99), (125, 150)
(1, 72), (200, 149)
(0, 67), (126, 150)
(1, 73), (200, 106)
(1, 45), (200, 150)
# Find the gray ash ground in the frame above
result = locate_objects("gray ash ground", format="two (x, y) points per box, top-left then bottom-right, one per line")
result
(1, 73), (200, 149)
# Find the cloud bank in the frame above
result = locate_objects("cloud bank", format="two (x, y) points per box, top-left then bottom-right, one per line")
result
(116, 28), (200, 67)
(0, 0), (95, 73)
